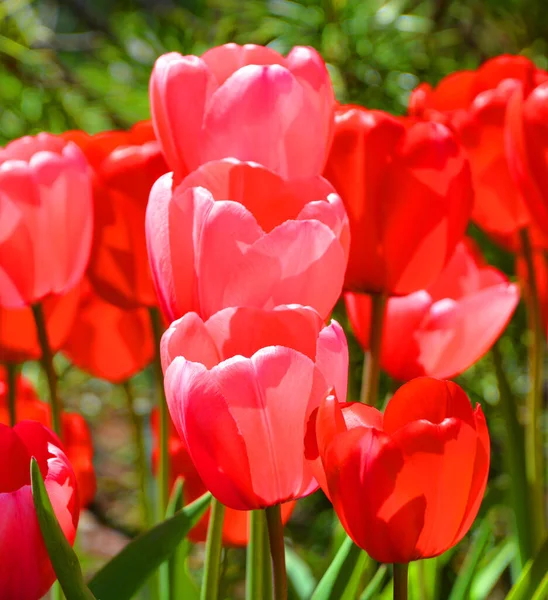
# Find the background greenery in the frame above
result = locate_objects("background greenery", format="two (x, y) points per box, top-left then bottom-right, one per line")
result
(1, 1), (546, 598)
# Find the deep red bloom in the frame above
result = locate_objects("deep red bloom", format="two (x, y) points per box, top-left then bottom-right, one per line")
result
(0, 134), (93, 308)
(62, 281), (155, 383)
(0, 370), (96, 508)
(323, 105), (472, 295)
(410, 55), (548, 238)
(64, 122), (168, 309)
(0, 420), (79, 599)
(516, 247), (548, 337)
(311, 379), (490, 563)
(150, 409), (295, 546)
(345, 240), (519, 380)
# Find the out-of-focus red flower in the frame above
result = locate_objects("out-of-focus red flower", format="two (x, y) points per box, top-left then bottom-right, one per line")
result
(146, 160), (349, 321)
(162, 305), (348, 510)
(62, 281), (155, 383)
(323, 105), (472, 295)
(345, 240), (520, 380)
(0, 286), (80, 364)
(0, 133), (93, 308)
(0, 420), (79, 599)
(0, 369), (96, 508)
(150, 44), (335, 182)
(516, 247), (548, 337)
(310, 379), (490, 563)
(150, 409), (295, 546)
(64, 122), (168, 309)
(410, 55), (548, 239)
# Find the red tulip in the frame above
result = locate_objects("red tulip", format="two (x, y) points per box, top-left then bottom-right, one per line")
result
(0, 286), (80, 364)
(323, 105), (472, 295)
(62, 280), (155, 383)
(162, 305), (348, 510)
(516, 247), (548, 337)
(146, 159), (349, 321)
(64, 123), (168, 309)
(150, 44), (335, 182)
(150, 409), (295, 546)
(345, 240), (520, 380)
(409, 55), (548, 238)
(0, 133), (93, 308)
(311, 378), (490, 563)
(0, 370), (96, 508)
(0, 420), (79, 599)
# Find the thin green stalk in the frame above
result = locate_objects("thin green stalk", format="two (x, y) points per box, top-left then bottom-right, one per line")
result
(263, 512), (273, 600)
(31, 302), (62, 436)
(393, 563), (408, 600)
(360, 293), (387, 405)
(491, 343), (533, 566)
(201, 498), (226, 600)
(519, 228), (546, 548)
(247, 510), (265, 600)
(122, 381), (152, 528)
(6, 362), (18, 427)
(265, 505), (287, 600)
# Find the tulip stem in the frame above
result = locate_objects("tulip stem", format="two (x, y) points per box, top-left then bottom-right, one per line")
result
(201, 497), (226, 600)
(491, 342), (533, 566)
(247, 510), (265, 600)
(31, 302), (62, 437)
(122, 381), (153, 528)
(6, 362), (18, 427)
(265, 504), (287, 600)
(519, 228), (546, 548)
(393, 563), (408, 600)
(360, 293), (387, 405)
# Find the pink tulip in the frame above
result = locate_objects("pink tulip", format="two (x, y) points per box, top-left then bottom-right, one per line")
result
(0, 134), (93, 308)
(0, 421), (79, 599)
(146, 159), (349, 321)
(346, 240), (520, 380)
(163, 305), (348, 510)
(149, 43), (335, 181)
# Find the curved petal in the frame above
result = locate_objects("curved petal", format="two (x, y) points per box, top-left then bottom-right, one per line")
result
(315, 319), (349, 402)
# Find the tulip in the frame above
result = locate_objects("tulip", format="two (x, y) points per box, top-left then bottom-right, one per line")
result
(0, 420), (80, 599)
(0, 369), (96, 508)
(64, 122), (168, 309)
(62, 280), (155, 383)
(311, 378), (490, 563)
(149, 43), (335, 182)
(150, 409), (295, 545)
(516, 247), (548, 337)
(410, 55), (548, 239)
(0, 133), (93, 309)
(162, 304), (348, 510)
(146, 159), (349, 321)
(346, 240), (520, 380)
(323, 106), (472, 295)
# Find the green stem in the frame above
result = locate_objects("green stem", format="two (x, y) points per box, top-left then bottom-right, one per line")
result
(491, 343), (533, 566)
(263, 512), (273, 600)
(519, 228), (546, 549)
(31, 302), (62, 437)
(360, 293), (387, 405)
(265, 505), (287, 600)
(6, 362), (18, 427)
(393, 563), (408, 600)
(122, 381), (152, 528)
(247, 510), (265, 600)
(201, 498), (226, 600)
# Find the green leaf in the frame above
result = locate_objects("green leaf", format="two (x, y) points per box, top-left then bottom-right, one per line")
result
(311, 535), (366, 600)
(30, 457), (96, 600)
(506, 536), (548, 600)
(470, 539), (516, 600)
(88, 492), (211, 600)
(286, 545), (317, 600)
(360, 564), (388, 600)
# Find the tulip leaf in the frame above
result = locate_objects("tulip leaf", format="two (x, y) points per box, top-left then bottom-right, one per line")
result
(506, 536), (548, 600)
(88, 492), (211, 600)
(30, 457), (96, 600)
(285, 545), (317, 600)
(311, 534), (366, 600)
(360, 564), (388, 600)
(470, 539), (516, 600)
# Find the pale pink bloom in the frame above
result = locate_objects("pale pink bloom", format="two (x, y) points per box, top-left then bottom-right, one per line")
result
(149, 43), (335, 181)
(0, 134), (93, 308)
(146, 159), (349, 321)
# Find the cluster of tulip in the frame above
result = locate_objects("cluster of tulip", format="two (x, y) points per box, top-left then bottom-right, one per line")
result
(0, 44), (546, 600)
